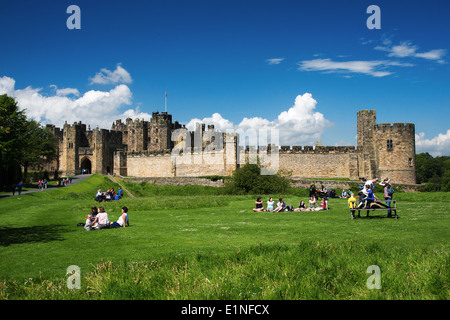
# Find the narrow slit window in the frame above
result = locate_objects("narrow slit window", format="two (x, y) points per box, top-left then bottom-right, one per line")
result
(387, 139), (393, 151)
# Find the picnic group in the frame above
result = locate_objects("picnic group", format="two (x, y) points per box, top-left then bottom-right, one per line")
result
(94, 187), (124, 202)
(251, 177), (395, 216)
(79, 205), (130, 231)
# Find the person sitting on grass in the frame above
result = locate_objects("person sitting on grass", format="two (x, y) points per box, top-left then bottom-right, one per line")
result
(312, 197), (328, 211)
(308, 195), (317, 210)
(78, 206), (98, 230)
(84, 213), (94, 231)
(274, 198), (286, 212)
(95, 189), (104, 202)
(93, 207), (110, 229)
(110, 206), (130, 228)
(105, 190), (112, 202)
(320, 197), (329, 210)
(253, 197), (265, 212)
(266, 197), (275, 212)
(293, 200), (307, 211)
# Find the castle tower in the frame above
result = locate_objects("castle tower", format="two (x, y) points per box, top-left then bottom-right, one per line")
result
(357, 110), (378, 179)
(148, 111), (172, 151)
(357, 110), (416, 184)
(60, 122), (87, 176)
(373, 123), (416, 184)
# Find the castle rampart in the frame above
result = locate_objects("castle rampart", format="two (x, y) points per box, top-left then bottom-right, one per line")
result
(47, 109), (417, 184)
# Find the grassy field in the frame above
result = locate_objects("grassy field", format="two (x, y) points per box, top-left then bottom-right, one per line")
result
(0, 175), (448, 300)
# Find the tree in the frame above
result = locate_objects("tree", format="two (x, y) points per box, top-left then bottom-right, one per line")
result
(415, 152), (450, 191)
(18, 119), (57, 182)
(0, 94), (57, 189)
(0, 94), (27, 188)
(225, 163), (291, 194)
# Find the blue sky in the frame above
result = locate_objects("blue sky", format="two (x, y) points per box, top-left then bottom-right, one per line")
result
(1, 0), (449, 155)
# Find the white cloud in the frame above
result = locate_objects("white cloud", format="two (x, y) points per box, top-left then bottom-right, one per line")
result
(89, 63), (133, 85)
(185, 92), (332, 146)
(416, 130), (450, 156)
(0, 75), (151, 129)
(50, 84), (80, 97)
(185, 113), (234, 132)
(376, 41), (447, 64)
(266, 58), (285, 65)
(297, 58), (410, 77)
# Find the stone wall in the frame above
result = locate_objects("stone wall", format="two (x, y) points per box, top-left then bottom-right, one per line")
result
(118, 176), (224, 187)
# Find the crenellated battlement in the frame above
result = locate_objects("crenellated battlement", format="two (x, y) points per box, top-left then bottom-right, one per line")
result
(374, 122), (415, 133)
(47, 108), (417, 184)
(278, 145), (357, 153)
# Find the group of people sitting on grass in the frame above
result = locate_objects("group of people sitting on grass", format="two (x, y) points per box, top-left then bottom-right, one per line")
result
(252, 177), (395, 215)
(80, 205), (130, 231)
(94, 187), (123, 202)
(252, 195), (329, 212)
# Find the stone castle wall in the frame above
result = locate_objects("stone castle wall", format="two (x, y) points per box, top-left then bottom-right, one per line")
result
(50, 109), (418, 185)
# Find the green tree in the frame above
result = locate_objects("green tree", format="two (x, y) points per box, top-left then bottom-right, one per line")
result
(416, 152), (450, 191)
(0, 94), (57, 189)
(0, 94), (27, 188)
(19, 119), (57, 182)
(225, 163), (291, 194)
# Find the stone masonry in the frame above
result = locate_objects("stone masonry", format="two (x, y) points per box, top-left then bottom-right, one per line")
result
(44, 109), (417, 184)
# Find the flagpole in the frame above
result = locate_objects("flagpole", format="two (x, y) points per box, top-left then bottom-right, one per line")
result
(165, 92), (167, 112)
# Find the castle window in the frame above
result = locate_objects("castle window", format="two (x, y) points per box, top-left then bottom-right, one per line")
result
(387, 139), (393, 151)
(156, 128), (159, 133)
(147, 137), (151, 142)
(409, 158), (413, 167)
(156, 138), (159, 143)
(69, 142), (73, 149)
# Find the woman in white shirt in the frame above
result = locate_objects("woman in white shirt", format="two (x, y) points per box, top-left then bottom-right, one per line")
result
(110, 206), (130, 228)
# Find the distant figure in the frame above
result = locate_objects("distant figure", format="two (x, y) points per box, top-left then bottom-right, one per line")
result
(274, 198), (287, 212)
(348, 192), (357, 209)
(11, 184), (16, 196)
(379, 178), (394, 217)
(266, 197), (275, 212)
(293, 200), (307, 211)
(309, 185), (316, 198)
(17, 182), (23, 195)
(253, 197), (264, 212)
(308, 196), (316, 210)
(118, 187), (123, 198)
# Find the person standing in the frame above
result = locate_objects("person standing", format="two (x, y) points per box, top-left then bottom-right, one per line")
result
(380, 178), (394, 217)
(17, 182), (23, 195)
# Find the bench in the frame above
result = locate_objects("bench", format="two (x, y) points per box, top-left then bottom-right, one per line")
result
(348, 200), (398, 219)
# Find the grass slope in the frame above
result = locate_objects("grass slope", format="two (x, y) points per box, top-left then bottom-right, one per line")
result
(0, 175), (448, 299)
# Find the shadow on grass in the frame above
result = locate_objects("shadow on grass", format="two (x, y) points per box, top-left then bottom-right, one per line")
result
(0, 225), (69, 246)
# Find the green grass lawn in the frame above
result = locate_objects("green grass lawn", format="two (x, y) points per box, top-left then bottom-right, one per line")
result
(0, 175), (448, 299)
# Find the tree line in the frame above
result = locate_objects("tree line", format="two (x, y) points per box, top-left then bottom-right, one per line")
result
(0, 94), (57, 190)
(415, 153), (450, 192)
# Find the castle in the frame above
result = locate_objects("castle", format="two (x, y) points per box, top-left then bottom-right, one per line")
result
(44, 109), (417, 185)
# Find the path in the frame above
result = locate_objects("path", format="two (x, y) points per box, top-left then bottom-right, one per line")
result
(0, 174), (93, 199)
